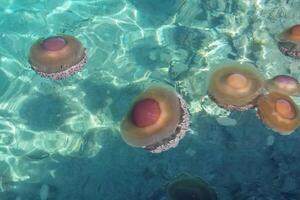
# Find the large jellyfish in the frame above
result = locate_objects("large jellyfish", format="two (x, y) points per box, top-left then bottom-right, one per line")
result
(29, 35), (87, 80)
(208, 62), (264, 111)
(277, 24), (300, 59)
(257, 92), (300, 135)
(121, 84), (189, 153)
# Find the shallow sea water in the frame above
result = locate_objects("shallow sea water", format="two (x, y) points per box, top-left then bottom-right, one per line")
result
(1, 0), (300, 199)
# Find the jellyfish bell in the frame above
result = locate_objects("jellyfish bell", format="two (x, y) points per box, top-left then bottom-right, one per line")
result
(167, 174), (218, 200)
(29, 35), (87, 80)
(207, 62), (264, 111)
(120, 84), (189, 153)
(257, 92), (300, 135)
(131, 98), (161, 128)
(264, 75), (300, 96)
(42, 36), (67, 51)
(277, 24), (300, 59)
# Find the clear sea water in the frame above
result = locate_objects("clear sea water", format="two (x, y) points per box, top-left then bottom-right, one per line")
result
(1, 0), (300, 199)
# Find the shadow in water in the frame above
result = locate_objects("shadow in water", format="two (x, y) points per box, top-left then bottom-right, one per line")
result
(80, 80), (142, 121)
(128, 0), (185, 28)
(19, 94), (67, 131)
(128, 37), (171, 70)
(2, 89), (300, 200)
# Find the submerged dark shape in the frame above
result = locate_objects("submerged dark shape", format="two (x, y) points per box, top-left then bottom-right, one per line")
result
(167, 174), (218, 200)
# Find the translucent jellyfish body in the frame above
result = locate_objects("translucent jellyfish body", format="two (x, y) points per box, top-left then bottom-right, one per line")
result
(121, 85), (189, 153)
(29, 35), (87, 80)
(167, 174), (218, 200)
(278, 24), (300, 59)
(208, 62), (264, 111)
(257, 92), (300, 135)
(264, 75), (300, 96)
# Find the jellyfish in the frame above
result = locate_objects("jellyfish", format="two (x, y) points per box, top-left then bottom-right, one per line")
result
(257, 92), (300, 134)
(29, 35), (87, 80)
(277, 24), (300, 59)
(207, 62), (264, 111)
(167, 174), (218, 200)
(264, 75), (300, 96)
(120, 84), (189, 153)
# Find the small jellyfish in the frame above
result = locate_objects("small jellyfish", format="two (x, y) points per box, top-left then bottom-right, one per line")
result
(167, 174), (218, 200)
(207, 62), (264, 111)
(264, 75), (300, 96)
(277, 24), (300, 59)
(121, 84), (189, 153)
(257, 92), (300, 135)
(29, 35), (87, 80)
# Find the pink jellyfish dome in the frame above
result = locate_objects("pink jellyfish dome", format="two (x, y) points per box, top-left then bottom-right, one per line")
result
(42, 36), (67, 51)
(131, 98), (161, 128)
(264, 75), (300, 96)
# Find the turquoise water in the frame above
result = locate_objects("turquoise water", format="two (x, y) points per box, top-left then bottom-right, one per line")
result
(1, 0), (300, 199)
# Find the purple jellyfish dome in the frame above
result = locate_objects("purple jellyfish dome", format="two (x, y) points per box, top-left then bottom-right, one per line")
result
(131, 98), (161, 128)
(273, 75), (298, 85)
(265, 75), (300, 96)
(42, 36), (67, 51)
